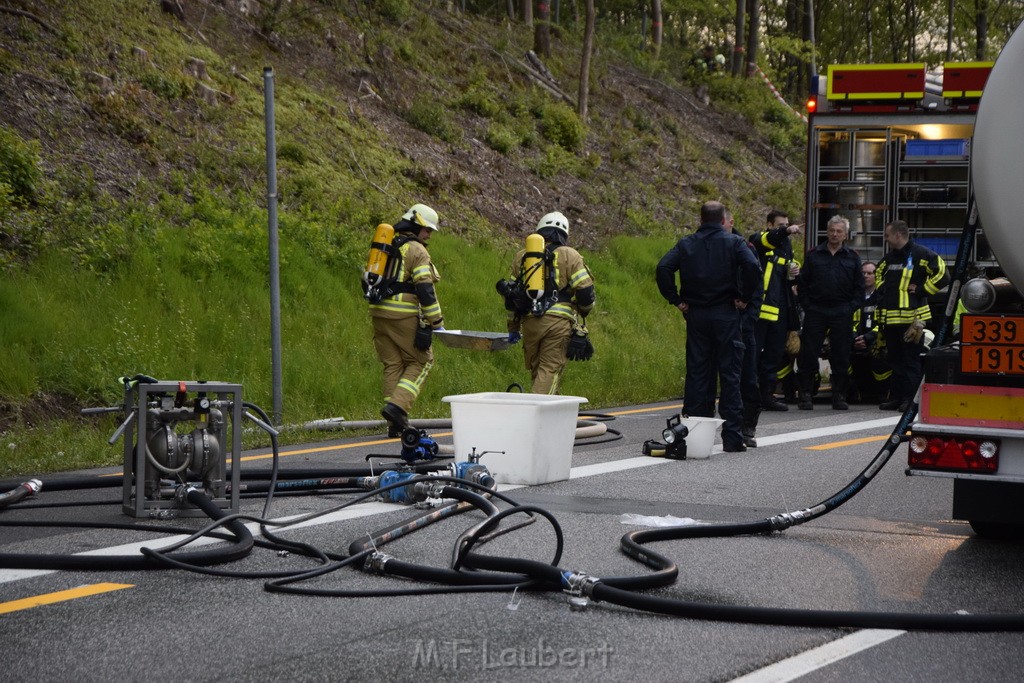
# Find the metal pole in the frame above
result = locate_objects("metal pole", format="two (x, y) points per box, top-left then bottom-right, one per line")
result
(264, 67), (283, 425)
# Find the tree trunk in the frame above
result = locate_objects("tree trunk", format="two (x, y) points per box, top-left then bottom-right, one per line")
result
(946, 0), (954, 61)
(523, 0), (533, 26)
(651, 0), (663, 57)
(866, 3), (874, 61)
(745, 0), (761, 77)
(507, 0), (515, 21)
(534, 1), (551, 57)
(806, 0), (816, 76)
(578, 0), (596, 120)
(733, 0), (745, 76)
(976, 0), (989, 59)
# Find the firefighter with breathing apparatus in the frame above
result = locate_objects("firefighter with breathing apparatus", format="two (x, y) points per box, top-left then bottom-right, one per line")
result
(497, 211), (595, 394)
(363, 203), (445, 437)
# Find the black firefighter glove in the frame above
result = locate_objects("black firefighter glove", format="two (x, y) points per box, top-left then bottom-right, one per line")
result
(414, 323), (433, 351)
(566, 322), (594, 361)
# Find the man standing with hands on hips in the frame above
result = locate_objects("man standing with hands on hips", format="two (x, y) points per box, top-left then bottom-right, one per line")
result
(656, 201), (761, 452)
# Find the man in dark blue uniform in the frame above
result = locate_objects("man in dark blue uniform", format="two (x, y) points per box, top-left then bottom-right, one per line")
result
(656, 201), (761, 452)
(795, 215), (863, 410)
(750, 210), (803, 412)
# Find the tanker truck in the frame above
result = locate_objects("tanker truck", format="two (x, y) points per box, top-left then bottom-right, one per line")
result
(903, 20), (1024, 537)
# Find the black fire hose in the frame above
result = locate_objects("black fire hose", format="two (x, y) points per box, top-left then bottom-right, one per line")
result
(0, 487), (253, 571)
(0, 480), (41, 509)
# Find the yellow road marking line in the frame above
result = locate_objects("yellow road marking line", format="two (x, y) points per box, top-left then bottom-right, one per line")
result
(805, 435), (890, 450)
(598, 404), (682, 417)
(0, 582), (133, 615)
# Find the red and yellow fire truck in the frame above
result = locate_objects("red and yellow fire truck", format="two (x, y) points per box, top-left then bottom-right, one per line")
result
(805, 26), (1024, 537)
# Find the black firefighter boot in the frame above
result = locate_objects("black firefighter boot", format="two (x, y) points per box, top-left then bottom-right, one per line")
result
(832, 375), (849, 411)
(761, 384), (788, 412)
(381, 402), (410, 438)
(741, 401), (761, 448)
(797, 372), (814, 410)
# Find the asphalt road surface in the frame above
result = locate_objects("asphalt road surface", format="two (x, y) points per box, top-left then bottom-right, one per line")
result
(2, 398), (1023, 682)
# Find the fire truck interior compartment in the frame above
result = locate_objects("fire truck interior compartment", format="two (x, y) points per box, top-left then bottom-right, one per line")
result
(805, 62), (994, 269)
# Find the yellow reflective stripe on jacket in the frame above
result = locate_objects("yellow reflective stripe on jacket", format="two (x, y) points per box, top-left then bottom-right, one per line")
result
(762, 261), (776, 294)
(369, 299), (420, 314)
(759, 303), (780, 321)
(898, 267), (912, 308)
(420, 301), (441, 318)
(881, 304), (931, 324)
(411, 264), (432, 281)
(569, 267), (591, 288)
(923, 257), (947, 295)
(547, 302), (577, 320)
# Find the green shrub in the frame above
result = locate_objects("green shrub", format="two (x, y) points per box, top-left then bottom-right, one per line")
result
(0, 126), (42, 205)
(404, 97), (460, 143)
(485, 124), (517, 154)
(278, 141), (308, 164)
(538, 102), (585, 151)
(139, 70), (185, 100)
(459, 87), (502, 119)
(377, 0), (411, 22)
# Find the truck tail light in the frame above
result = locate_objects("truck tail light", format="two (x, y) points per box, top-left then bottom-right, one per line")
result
(908, 434), (999, 472)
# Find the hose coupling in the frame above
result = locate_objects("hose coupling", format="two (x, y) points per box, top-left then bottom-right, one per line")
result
(24, 479), (42, 495)
(357, 476), (380, 491)
(561, 571), (601, 599)
(365, 550), (394, 574)
(415, 481), (447, 500)
(174, 484), (199, 503)
(767, 509), (809, 531)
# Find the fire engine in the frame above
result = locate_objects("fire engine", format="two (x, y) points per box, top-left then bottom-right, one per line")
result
(805, 22), (1024, 537)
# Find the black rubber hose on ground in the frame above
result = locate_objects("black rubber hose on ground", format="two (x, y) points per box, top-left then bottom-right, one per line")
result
(0, 487), (253, 571)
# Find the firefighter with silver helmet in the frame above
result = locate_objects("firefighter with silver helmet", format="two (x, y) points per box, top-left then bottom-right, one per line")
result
(502, 211), (595, 394)
(366, 203), (444, 437)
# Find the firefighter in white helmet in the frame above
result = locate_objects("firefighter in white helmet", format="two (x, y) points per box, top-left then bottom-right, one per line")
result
(505, 211), (595, 394)
(369, 203), (444, 437)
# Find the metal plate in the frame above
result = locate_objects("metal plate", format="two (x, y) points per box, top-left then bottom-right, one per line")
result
(433, 329), (511, 352)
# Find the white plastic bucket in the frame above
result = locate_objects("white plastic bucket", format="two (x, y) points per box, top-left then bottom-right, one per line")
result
(442, 392), (587, 485)
(680, 416), (724, 459)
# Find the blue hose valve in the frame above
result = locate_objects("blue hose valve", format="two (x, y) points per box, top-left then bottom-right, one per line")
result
(378, 470), (422, 504)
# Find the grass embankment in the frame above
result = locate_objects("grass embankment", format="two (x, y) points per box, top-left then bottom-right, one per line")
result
(0, 1), (804, 476)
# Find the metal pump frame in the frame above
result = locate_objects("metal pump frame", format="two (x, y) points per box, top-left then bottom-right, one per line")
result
(121, 380), (243, 518)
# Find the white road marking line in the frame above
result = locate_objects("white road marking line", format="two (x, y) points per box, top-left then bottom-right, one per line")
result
(728, 629), (906, 683)
(0, 416), (900, 586)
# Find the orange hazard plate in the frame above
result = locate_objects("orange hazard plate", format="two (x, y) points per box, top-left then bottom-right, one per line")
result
(960, 314), (1024, 375)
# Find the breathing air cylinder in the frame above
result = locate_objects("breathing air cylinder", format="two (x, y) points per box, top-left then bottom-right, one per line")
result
(364, 223), (395, 287)
(523, 233), (546, 304)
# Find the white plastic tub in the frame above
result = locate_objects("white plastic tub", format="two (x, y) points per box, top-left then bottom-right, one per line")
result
(442, 392), (587, 485)
(680, 416), (724, 459)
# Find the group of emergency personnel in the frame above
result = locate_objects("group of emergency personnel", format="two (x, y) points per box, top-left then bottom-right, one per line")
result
(367, 204), (595, 437)
(366, 201), (948, 444)
(657, 205), (949, 450)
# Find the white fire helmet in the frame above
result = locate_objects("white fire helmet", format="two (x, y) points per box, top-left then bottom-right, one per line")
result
(536, 211), (569, 236)
(402, 203), (439, 231)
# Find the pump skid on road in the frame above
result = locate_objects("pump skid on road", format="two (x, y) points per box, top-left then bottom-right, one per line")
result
(805, 21), (1024, 537)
